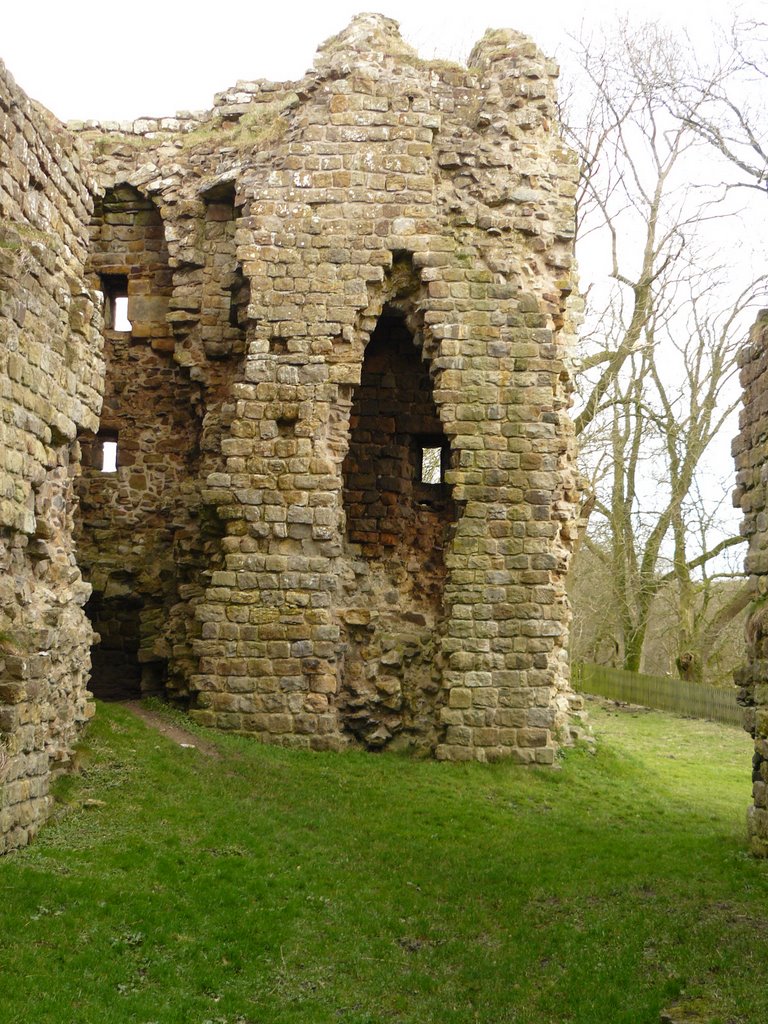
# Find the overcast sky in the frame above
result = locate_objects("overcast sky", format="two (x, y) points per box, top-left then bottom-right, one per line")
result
(2, 0), (762, 123)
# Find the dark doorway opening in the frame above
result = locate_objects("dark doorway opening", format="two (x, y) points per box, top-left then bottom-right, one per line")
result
(85, 590), (142, 701)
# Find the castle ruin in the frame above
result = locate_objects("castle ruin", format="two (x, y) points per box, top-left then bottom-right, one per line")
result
(0, 15), (582, 853)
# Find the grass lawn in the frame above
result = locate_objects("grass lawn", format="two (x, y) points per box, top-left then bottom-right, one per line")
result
(1, 699), (766, 1024)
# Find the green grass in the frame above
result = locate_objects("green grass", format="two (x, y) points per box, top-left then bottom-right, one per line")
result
(1, 701), (766, 1024)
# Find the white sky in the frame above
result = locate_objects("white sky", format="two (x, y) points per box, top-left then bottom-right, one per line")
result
(2, 0), (763, 123)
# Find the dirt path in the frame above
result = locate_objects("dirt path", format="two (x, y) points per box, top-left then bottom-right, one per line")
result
(121, 701), (222, 758)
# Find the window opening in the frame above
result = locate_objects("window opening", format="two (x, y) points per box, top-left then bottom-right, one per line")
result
(102, 441), (117, 473)
(421, 446), (443, 484)
(99, 273), (131, 331)
(98, 431), (118, 473)
(113, 296), (131, 332)
(416, 436), (449, 486)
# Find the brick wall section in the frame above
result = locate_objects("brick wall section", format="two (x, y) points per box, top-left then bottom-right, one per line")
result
(734, 310), (768, 855)
(69, 15), (581, 761)
(0, 62), (103, 852)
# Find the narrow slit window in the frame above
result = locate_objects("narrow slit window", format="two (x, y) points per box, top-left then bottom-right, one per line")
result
(99, 274), (131, 331)
(421, 446), (443, 485)
(99, 434), (118, 473)
(113, 296), (131, 332)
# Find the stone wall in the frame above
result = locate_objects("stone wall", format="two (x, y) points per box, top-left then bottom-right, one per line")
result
(0, 61), (103, 853)
(69, 15), (581, 762)
(75, 183), (204, 702)
(734, 310), (768, 856)
(1, 15), (582, 859)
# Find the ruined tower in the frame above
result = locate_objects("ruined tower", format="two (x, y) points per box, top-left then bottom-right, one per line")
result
(1, 15), (580, 852)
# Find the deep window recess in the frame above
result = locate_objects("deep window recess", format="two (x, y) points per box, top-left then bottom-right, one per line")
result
(342, 312), (454, 555)
(100, 274), (131, 331)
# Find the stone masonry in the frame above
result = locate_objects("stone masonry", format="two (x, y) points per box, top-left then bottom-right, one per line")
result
(1, 15), (581, 851)
(0, 61), (103, 853)
(734, 310), (768, 856)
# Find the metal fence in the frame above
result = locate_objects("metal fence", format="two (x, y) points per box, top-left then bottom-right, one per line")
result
(572, 662), (744, 728)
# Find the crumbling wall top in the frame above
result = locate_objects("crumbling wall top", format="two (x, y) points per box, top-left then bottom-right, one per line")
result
(316, 12), (420, 66)
(65, 14), (559, 142)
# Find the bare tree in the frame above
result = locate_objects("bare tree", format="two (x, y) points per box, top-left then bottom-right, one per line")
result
(672, 17), (768, 194)
(562, 20), (767, 675)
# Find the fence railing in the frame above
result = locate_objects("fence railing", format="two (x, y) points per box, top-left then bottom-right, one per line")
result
(572, 662), (744, 728)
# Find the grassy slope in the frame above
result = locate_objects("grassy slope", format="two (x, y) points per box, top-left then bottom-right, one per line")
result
(0, 701), (766, 1024)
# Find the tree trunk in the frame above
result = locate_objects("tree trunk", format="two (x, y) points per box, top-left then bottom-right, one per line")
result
(675, 651), (703, 683)
(623, 630), (645, 673)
